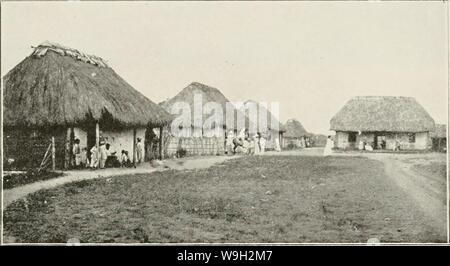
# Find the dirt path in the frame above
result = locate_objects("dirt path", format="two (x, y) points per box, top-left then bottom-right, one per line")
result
(3, 156), (235, 208)
(265, 148), (447, 238)
(364, 154), (447, 239)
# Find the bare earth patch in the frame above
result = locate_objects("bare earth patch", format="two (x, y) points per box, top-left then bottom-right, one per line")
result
(3, 155), (445, 243)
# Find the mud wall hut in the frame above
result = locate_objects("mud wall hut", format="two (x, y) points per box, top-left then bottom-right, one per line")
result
(160, 82), (249, 157)
(430, 124), (447, 152)
(3, 41), (172, 170)
(282, 119), (311, 149)
(330, 96), (435, 151)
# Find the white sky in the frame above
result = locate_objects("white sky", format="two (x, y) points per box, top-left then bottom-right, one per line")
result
(1, 1), (448, 134)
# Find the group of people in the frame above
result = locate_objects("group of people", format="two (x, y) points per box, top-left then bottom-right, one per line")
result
(71, 137), (145, 170)
(224, 129), (281, 155)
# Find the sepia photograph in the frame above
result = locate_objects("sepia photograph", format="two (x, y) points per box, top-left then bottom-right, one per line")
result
(0, 0), (448, 248)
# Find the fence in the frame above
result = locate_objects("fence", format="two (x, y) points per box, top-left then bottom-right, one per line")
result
(3, 128), (66, 170)
(164, 136), (225, 157)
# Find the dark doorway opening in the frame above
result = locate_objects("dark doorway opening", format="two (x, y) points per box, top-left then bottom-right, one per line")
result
(374, 133), (386, 150)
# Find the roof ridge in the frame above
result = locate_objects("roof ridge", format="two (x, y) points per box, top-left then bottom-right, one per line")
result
(31, 41), (109, 68)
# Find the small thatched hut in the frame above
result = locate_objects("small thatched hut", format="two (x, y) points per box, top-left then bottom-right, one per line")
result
(239, 100), (285, 150)
(160, 82), (249, 156)
(3, 41), (172, 170)
(430, 124), (447, 152)
(282, 119), (311, 149)
(330, 96), (435, 150)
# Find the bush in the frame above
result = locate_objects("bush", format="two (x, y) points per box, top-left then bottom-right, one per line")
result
(286, 143), (297, 150)
(176, 148), (188, 158)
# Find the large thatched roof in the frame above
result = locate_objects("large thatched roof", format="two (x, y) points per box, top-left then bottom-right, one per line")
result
(160, 82), (250, 130)
(240, 100), (285, 133)
(330, 96), (435, 132)
(3, 41), (172, 128)
(430, 124), (447, 138)
(283, 119), (310, 138)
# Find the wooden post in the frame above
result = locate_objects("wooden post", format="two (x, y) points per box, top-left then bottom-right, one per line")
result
(51, 136), (56, 171)
(159, 126), (163, 160)
(95, 122), (100, 169)
(133, 128), (137, 166)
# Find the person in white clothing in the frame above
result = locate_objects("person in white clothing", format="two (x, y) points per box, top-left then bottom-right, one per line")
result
(254, 134), (260, 155)
(259, 133), (266, 154)
(136, 138), (144, 163)
(323, 135), (334, 156)
(274, 137), (281, 152)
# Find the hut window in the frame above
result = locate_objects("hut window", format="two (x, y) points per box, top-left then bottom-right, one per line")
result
(408, 133), (415, 143)
(348, 132), (357, 142)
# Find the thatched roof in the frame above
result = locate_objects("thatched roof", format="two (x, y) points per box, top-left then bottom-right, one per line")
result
(160, 82), (250, 130)
(283, 119), (310, 138)
(240, 100), (285, 133)
(3, 41), (172, 128)
(330, 96), (435, 132)
(430, 124), (447, 138)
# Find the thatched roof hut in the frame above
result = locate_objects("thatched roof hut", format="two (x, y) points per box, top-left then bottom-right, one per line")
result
(283, 119), (310, 138)
(241, 100), (285, 133)
(430, 124), (447, 139)
(330, 96), (435, 132)
(3, 41), (172, 128)
(160, 82), (249, 130)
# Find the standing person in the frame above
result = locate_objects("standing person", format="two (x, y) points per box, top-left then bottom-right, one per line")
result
(323, 135), (334, 156)
(274, 137), (281, 152)
(81, 147), (89, 168)
(358, 139), (365, 150)
(90, 145), (99, 169)
(98, 138), (107, 169)
(72, 138), (81, 169)
(254, 133), (261, 155)
(136, 138), (144, 164)
(248, 137), (255, 155)
(225, 130), (234, 155)
(259, 133), (266, 154)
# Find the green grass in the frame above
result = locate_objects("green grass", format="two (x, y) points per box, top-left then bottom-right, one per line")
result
(3, 156), (445, 243)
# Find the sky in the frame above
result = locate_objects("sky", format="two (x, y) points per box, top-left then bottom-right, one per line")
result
(1, 1), (448, 134)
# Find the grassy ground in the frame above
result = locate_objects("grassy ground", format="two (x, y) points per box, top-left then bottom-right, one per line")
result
(3, 170), (64, 190)
(3, 155), (444, 243)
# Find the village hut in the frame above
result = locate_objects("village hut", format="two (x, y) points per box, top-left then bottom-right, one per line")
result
(239, 100), (285, 150)
(430, 124), (447, 152)
(282, 119), (312, 149)
(330, 96), (435, 150)
(310, 134), (328, 147)
(160, 82), (250, 156)
(3, 41), (172, 170)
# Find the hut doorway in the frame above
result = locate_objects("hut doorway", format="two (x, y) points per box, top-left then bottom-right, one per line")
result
(374, 134), (386, 150)
(86, 125), (96, 161)
(145, 127), (159, 161)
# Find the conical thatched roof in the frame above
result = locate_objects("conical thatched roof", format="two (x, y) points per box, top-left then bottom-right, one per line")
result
(240, 100), (285, 133)
(160, 82), (249, 130)
(430, 124), (447, 138)
(3, 41), (172, 128)
(283, 119), (310, 138)
(330, 96), (435, 132)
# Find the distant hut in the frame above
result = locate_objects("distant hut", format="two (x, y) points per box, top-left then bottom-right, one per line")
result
(3, 41), (172, 170)
(310, 134), (327, 147)
(160, 82), (249, 156)
(430, 124), (447, 152)
(239, 100), (285, 150)
(330, 96), (435, 150)
(282, 119), (311, 149)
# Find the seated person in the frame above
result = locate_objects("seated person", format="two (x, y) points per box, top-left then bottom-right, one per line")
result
(365, 142), (373, 151)
(233, 137), (244, 154)
(121, 150), (133, 168)
(105, 144), (120, 168)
